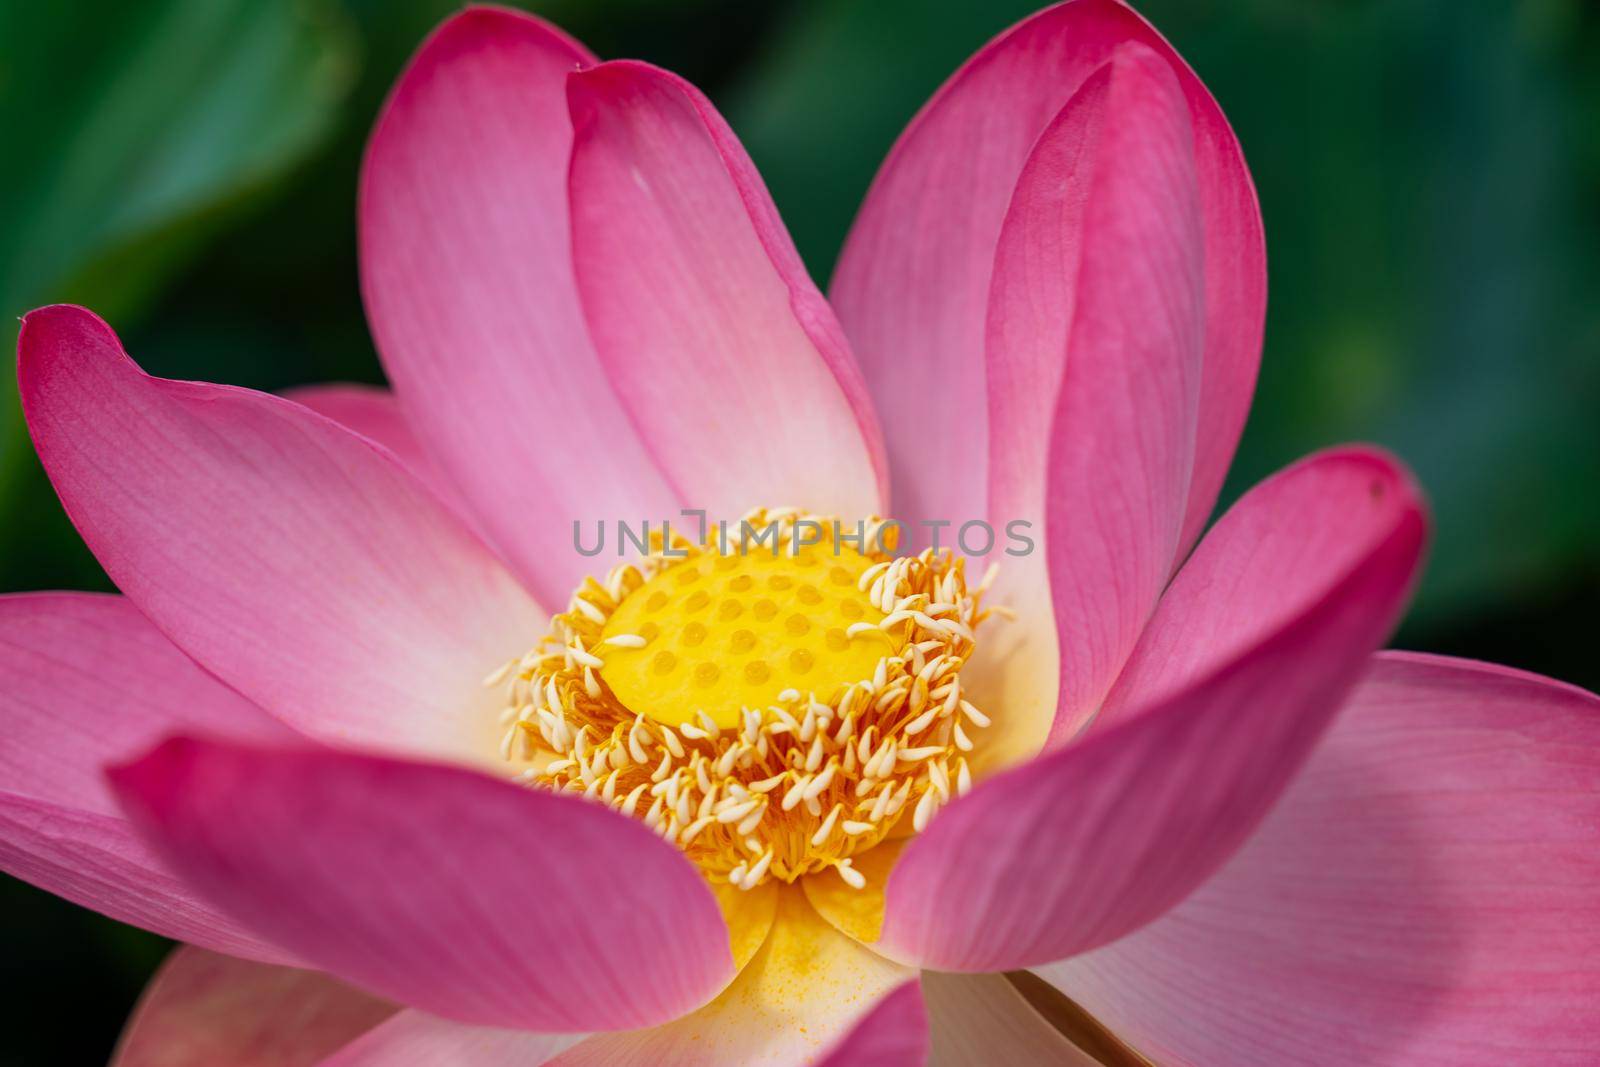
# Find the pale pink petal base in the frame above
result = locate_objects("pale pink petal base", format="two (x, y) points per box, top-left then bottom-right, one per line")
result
(815, 979), (928, 1067)
(556, 888), (914, 1065)
(1040, 653), (1600, 1066)
(321, 1011), (584, 1067)
(923, 973), (1096, 1066)
(110, 739), (733, 1032)
(877, 449), (1426, 971)
(112, 947), (395, 1067)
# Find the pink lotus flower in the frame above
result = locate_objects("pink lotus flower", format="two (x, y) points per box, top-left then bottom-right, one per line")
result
(5, 2), (1596, 1063)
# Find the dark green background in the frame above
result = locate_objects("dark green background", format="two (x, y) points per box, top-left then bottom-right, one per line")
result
(3, 0), (1596, 1061)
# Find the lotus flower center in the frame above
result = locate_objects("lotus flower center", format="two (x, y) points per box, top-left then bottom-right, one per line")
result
(488, 510), (999, 891)
(598, 541), (898, 730)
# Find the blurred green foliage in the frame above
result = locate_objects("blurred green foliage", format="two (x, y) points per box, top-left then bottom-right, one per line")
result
(0, 0), (356, 601)
(2, 0), (1596, 1062)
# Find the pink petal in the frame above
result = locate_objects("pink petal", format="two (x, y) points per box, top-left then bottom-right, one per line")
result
(108, 737), (732, 1031)
(361, 8), (678, 607)
(1040, 653), (1600, 1066)
(1099, 446), (1431, 727)
(321, 1011), (583, 1067)
(112, 947), (395, 1067)
(923, 973), (1097, 1066)
(832, 0), (1263, 548)
(280, 383), (458, 509)
(19, 305), (545, 764)
(0, 593), (287, 813)
(0, 592), (291, 961)
(566, 60), (885, 519)
(816, 979), (927, 1067)
(0, 793), (289, 963)
(555, 888), (914, 1065)
(983, 40), (1206, 755)
(878, 449), (1426, 971)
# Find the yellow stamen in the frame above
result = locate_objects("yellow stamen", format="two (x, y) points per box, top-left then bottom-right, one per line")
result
(489, 509), (999, 891)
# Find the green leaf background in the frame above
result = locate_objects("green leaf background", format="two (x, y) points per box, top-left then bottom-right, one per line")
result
(2, 0), (1595, 1059)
